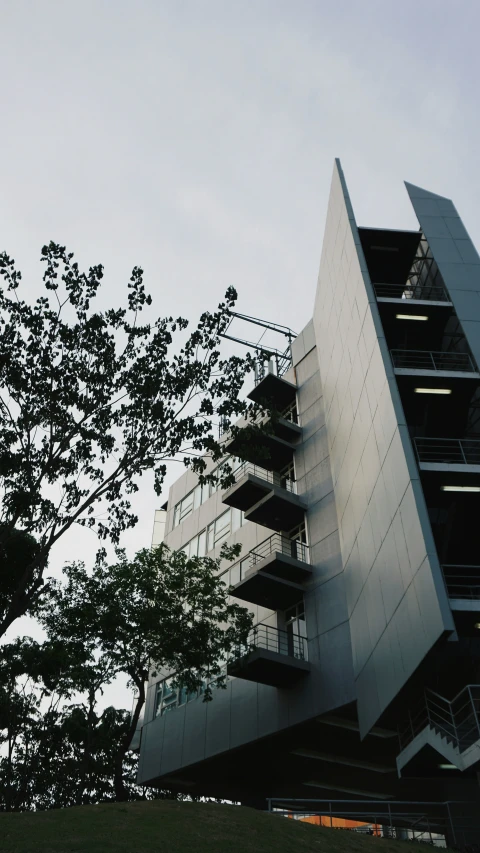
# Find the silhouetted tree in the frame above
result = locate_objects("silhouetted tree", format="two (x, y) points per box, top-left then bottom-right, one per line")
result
(0, 242), (255, 637)
(40, 543), (253, 801)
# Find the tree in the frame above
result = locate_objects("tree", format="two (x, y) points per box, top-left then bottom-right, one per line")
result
(0, 242), (256, 638)
(0, 527), (40, 638)
(0, 637), (69, 812)
(0, 637), (158, 810)
(40, 543), (253, 801)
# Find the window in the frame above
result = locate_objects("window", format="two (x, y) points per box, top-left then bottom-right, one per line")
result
(154, 669), (229, 717)
(179, 491), (194, 522)
(285, 601), (307, 642)
(213, 510), (231, 547)
(280, 461), (295, 485)
(198, 529), (207, 558)
(172, 459), (242, 530)
(208, 513), (228, 552)
(286, 522), (308, 562)
(160, 679), (177, 715)
(173, 504), (181, 528)
(193, 484), (202, 510)
(285, 600), (307, 660)
(288, 522), (307, 544)
(178, 508), (245, 562)
(229, 557), (250, 587)
(188, 536), (199, 558)
(155, 678), (177, 716)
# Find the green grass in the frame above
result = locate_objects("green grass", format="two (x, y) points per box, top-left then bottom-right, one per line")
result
(0, 799), (446, 853)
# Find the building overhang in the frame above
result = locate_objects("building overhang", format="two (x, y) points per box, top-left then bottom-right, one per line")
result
(357, 227), (421, 285)
(225, 430), (296, 471)
(248, 373), (297, 409)
(419, 462), (480, 475)
(394, 368), (480, 380)
(232, 570), (305, 610)
(377, 297), (452, 308)
(227, 647), (311, 688)
(253, 550), (312, 583)
(244, 489), (307, 531)
(222, 473), (272, 511)
(232, 550), (311, 609)
(418, 467), (480, 488)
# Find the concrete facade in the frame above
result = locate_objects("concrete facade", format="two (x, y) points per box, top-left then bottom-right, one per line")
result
(137, 161), (480, 838)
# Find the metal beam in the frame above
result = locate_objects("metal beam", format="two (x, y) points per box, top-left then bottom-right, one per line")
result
(291, 748), (395, 774)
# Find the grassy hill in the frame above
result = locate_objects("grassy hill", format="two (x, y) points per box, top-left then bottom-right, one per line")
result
(0, 799), (445, 853)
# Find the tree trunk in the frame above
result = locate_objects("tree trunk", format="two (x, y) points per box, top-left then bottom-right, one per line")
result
(113, 679), (145, 802)
(76, 688), (96, 806)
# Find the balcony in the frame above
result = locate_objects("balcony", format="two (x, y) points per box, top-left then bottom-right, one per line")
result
(227, 623), (310, 688)
(358, 228), (421, 285)
(231, 534), (312, 610)
(226, 426), (298, 472)
(414, 437), (480, 473)
(391, 349), (477, 375)
(373, 282), (451, 304)
(262, 401), (302, 443)
(442, 565), (480, 603)
(222, 463), (307, 531)
(247, 355), (297, 410)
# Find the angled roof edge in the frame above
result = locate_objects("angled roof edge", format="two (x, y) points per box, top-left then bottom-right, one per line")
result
(404, 181), (452, 203)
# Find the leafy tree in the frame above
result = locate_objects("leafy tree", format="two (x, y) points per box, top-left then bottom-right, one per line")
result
(40, 543), (254, 801)
(30, 704), (143, 809)
(0, 638), (151, 809)
(0, 527), (40, 634)
(0, 242), (256, 638)
(0, 638), (65, 812)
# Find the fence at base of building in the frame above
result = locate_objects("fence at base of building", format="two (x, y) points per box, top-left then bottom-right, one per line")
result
(268, 798), (480, 848)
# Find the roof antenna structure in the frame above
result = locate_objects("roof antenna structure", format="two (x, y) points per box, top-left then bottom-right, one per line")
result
(221, 311), (297, 383)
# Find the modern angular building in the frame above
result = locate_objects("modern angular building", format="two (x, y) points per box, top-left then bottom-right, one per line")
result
(137, 161), (480, 842)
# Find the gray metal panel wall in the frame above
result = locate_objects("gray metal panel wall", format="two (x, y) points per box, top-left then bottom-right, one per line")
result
(405, 182), (480, 370)
(313, 160), (455, 737)
(293, 329), (355, 714)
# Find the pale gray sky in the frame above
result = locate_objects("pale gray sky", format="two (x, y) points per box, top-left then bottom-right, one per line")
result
(1, 0), (479, 707)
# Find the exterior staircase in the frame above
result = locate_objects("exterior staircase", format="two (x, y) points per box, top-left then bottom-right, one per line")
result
(396, 685), (480, 776)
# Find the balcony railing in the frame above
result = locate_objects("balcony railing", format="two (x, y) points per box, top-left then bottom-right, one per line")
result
(233, 623), (307, 662)
(231, 462), (297, 494)
(248, 533), (309, 567)
(279, 400), (299, 424)
(391, 349), (476, 372)
(442, 566), (480, 600)
(398, 685), (480, 755)
(414, 437), (480, 465)
(254, 348), (292, 385)
(373, 282), (450, 302)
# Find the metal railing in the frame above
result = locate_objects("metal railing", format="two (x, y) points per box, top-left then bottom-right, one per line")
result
(254, 347), (292, 385)
(230, 462), (297, 493)
(391, 349), (476, 372)
(373, 282), (450, 302)
(248, 533), (309, 567)
(232, 623), (307, 662)
(398, 685), (480, 755)
(442, 565), (480, 600)
(279, 399), (298, 424)
(254, 399), (298, 430)
(267, 799), (480, 847)
(414, 436), (480, 465)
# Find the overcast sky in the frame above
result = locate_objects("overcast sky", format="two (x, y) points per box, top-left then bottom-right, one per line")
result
(1, 0), (479, 707)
